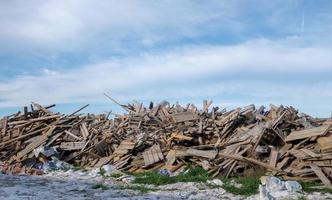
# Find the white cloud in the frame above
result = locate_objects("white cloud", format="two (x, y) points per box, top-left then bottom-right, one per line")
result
(0, 39), (331, 117)
(3, 0), (330, 53)
(0, 0), (238, 52)
(1, 1), (332, 117)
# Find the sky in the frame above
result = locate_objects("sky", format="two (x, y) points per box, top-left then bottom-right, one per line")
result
(0, 0), (332, 117)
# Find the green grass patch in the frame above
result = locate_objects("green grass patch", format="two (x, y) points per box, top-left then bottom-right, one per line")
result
(117, 185), (156, 193)
(132, 167), (210, 185)
(92, 183), (109, 190)
(219, 176), (260, 196)
(109, 173), (123, 178)
(300, 181), (332, 193)
(98, 168), (106, 177)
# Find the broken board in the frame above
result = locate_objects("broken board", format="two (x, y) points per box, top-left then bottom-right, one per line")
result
(285, 125), (331, 142)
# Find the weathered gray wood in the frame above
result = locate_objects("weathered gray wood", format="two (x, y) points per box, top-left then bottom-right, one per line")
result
(269, 149), (279, 168)
(285, 125), (331, 142)
(16, 126), (55, 160)
(186, 149), (217, 159)
(80, 123), (89, 140)
(310, 163), (332, 189)
(171, 112), (197, 123)
(8, 115), (61, 126)
(60, 141), (86, 150)
(64, 130), (81, 140)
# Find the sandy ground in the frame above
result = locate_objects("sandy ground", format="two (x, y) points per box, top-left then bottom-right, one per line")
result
(1, 171), (332, 200)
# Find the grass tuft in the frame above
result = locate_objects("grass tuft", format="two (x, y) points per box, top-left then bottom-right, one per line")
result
(98, 168), (106, 177)
(132, 167), (210, 185)
(110, 173), (123, 178)
(219, 176), (260, 196)
(300, 181), (332, 193)
(297, 196), (308, 200)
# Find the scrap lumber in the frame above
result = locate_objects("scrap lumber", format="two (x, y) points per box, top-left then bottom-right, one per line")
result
(186, 149), (217, 159)
(269, 149), (279, 168)
(142, 144), (164, 166)
(15, 126), (56, 160)
(310, 164), (332, 189)
(317, 134), (332, 151)
(285, 125), (331, 142)
(59, 142), (86, 150)
(0, 101), (332, 186)
(171, 111), (197, 123)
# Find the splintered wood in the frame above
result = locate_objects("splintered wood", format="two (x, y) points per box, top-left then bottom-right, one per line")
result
(0, 100), (332, 188)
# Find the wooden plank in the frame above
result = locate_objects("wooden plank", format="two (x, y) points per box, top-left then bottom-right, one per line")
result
(113, 140), (136, 156)
(203, 100), (213, 113)
(46, 132), (63, 146)
(301, 149), (320, 158)
(60, 141), (86, 150)
(218, 152), (282, 172)
(64, 130), (81, 140)
(269, 149), (279, 168)
(171, 112), (197, 123)
(8, 115), (61, 126)
(80, 123), (90, 140)
(2, 117), (7, 137)
(186, 149), (217, 159)
(15, 126), (56, 160)
(0, 127), (48, 147)
(165, 150), (176, 166)
(94, 156), (114, 168)
(169, 132), (193, 141)
(317, 134), (332, 151)
(31, 102), (50, 113)
(143, 144), (164, 166)
(285, 125), (331, 142)
(310, 163), (332, 189)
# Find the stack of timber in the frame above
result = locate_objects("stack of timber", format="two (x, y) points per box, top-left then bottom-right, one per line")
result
(0, 100), (331, 189)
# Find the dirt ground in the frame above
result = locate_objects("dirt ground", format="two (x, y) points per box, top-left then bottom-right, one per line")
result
(1, 171), (331, 200)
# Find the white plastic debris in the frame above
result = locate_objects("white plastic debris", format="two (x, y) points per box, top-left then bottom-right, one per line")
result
(41, 157), (71, 172)
(88, 168), (101, 178)
(259, 176), (303, 200)
(285, 181), (302, 192)
(34, 146), (57, 158)
(207, 179), (223, 186)
(101, 164), (116, 176)
(259, 184), (274, 200)
(265, 176), (285, 191)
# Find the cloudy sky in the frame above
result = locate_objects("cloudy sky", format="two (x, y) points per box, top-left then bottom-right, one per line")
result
(0, 0), (332, 117)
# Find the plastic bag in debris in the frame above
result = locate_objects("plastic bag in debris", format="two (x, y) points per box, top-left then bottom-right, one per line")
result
(259, 185), (274, 200)
(41, 157), (71, 172)
(207, 179), (223, 186)
(265, 176), (285, 191)
(34, 146), (58, 158)
(285, 181), (302, 192)
(159, 169), (171, 176)
(101, 164), (116, 176)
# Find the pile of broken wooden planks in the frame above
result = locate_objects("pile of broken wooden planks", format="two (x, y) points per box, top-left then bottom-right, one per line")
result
(0, 101), (332, 189)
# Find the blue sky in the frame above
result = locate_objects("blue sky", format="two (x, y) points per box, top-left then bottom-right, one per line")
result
(0, 0), (332, 117)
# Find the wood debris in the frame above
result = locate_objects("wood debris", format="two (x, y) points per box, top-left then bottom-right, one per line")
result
(0, 100), (332, 188)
